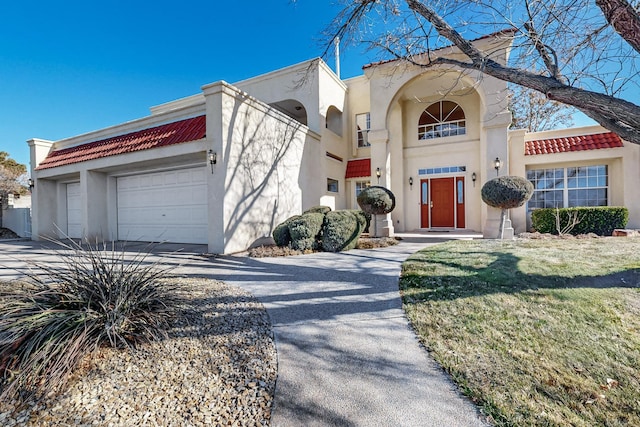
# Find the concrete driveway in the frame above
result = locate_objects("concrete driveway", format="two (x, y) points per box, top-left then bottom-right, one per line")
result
(0, 234), (488, 426)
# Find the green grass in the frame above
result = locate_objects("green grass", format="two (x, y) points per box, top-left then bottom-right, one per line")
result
(400, 238), (640, 427)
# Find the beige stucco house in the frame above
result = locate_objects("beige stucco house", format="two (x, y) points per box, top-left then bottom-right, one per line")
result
(27, 32), (640, 253)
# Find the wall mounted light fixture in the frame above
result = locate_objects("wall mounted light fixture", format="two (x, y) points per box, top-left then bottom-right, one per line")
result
(494, 157), (502, 176)
(409, 176), (413, 189)
(28, 178), (34, 190)
(376, 167), (381, 183)
(208, 150), (217, 173)
(471, 172), (477, 187)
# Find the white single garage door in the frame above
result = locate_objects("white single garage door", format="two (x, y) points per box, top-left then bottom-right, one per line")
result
(66, 182), (82, 239)
(117, 168), (208, 244)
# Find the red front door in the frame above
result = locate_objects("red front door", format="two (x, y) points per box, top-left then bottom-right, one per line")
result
(431, 178), (455, 227)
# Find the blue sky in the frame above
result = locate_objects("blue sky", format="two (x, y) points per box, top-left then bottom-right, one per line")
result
(0, 1), (374, 168)
(1, 1), (602, 170)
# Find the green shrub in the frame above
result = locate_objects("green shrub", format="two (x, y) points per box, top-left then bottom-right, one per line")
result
(288, 212), (325, 251)
(0, 240), (177, 402)
(481, 176), (533, 209)
(357, 186), (396, 215)
(350, 210), (369, 230)
(531, 206), (629, 236)
(303, 205), (332, 215)
(321, 211), (364, 252)
(272, 215), (299, 247)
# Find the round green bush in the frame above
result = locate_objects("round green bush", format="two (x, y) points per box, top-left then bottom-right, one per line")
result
(288, 212), (325, 251)
(321, 211), (364, 252)
(357, 186), (396, 215)
(481, 176), (533, 209)
(272, 215), (300, 247)
(304, 205), (332, 215)
(349, 210), (369, 231)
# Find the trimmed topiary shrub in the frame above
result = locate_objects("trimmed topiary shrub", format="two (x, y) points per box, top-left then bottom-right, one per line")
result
(481, 176), (534, 209)
(321, 210), (365, 252)
(272, 215), (299, 247)
(531, 206), (628, 236)
(271, 208), (371, 252)
(357, 186), (395, 237)
(350, 210), (369, 231)
(303, 205), (332, 215)
(288, 212), (325, 251)
(481, 176), (534, 239)
(357, 186), (396, 215)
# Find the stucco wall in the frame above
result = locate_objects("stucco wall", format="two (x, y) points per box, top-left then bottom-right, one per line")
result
(204, 82), (311, 254)
(509, 125), (640, 233)
(358, 55), (511, 233)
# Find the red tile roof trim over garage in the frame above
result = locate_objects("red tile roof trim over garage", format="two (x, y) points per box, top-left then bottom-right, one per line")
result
(36, 115), (206, 170)
(524, 132), (623, 156)
(345, 158), (371, 179)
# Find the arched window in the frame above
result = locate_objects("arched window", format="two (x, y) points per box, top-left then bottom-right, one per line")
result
(418, 101), (466, 140)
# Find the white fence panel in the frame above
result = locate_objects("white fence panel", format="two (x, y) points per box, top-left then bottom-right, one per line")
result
(2, 207), (31, 238)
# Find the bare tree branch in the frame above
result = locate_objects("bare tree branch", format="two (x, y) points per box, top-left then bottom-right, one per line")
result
(418, 2), (640, 136)
(596, 0), (640, 54)
(524, 0), (562, 80)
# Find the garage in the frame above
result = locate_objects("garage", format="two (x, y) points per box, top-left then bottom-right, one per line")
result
(66, 182), (82, 238)
(117, 168), (208, 244)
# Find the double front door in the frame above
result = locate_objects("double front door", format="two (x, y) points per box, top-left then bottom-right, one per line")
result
(420, 177), (465, 228)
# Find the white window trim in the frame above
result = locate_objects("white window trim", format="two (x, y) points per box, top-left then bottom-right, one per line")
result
(418, 101), (466, 141)
(527, 165), (609, 210)
(356, 112), (371, 148)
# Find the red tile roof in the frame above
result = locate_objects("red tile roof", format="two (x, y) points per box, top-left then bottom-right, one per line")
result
(36, 115), (206, 170)
(524, 132), (623, 156)
(345, 158), (371, 179)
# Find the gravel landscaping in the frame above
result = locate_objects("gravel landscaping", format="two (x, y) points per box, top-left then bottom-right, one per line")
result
(0, 228), (20, 240)
(0, 277), (277, 426)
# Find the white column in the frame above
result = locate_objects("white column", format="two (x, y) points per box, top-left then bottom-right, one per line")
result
(83, 170), (109, 242)
(202, 81), (228, 254)
(482, 111), (513, 239)
(26, 139), (55, 241)
(368, 129), (394, 237)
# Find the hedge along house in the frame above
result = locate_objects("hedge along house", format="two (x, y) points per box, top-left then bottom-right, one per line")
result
(27, 31), (640, 253)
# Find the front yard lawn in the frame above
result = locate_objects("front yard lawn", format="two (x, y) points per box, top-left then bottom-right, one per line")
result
(400, 238), (640, 427)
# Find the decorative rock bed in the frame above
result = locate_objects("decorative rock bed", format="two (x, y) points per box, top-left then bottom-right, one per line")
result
(0, 278), (277, 426)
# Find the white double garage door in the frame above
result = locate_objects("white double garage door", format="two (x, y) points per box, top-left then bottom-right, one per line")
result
(67, 168), (208, 244)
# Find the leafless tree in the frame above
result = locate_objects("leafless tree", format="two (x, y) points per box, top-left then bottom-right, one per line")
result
(323, 0), (640, 145)
(509, 85), (574, 131)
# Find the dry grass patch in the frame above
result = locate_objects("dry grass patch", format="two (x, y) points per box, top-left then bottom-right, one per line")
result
(400, 238), (640, 426)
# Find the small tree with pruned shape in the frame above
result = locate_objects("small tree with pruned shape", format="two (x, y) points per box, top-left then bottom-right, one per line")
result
(481, 176), (533, 239)
(357, 186), (396, 237)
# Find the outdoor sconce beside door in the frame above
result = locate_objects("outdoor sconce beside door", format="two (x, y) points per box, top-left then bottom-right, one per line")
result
(494, 157), (502, 176)
(376, 167), (381, 184)
(208, 150), (217, 174)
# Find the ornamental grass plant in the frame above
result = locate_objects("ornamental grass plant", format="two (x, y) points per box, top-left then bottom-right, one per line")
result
(0, 239), (178, 403)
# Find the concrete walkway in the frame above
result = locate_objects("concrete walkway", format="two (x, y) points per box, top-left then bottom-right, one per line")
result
(0, 234), (488, 426)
